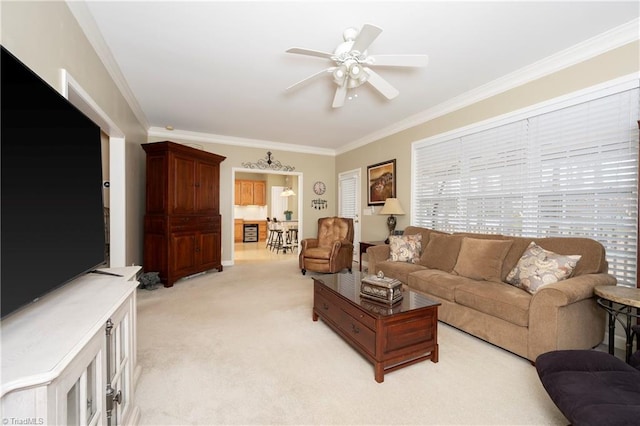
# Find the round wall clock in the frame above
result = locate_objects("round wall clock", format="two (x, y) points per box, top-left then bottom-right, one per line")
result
(313, 181), (326, 195)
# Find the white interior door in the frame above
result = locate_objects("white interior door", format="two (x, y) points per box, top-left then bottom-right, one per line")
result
(271, 186), (288, 220)
(339, 169), (361, 264)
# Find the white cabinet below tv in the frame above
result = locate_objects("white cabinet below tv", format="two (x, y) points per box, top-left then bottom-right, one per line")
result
(1, 266), (141, 426)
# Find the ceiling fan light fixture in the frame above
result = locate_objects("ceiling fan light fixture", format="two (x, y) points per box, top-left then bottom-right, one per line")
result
(285, 24), (429, 108)
(333, 65), (347, 84)
(348, 63), (362, 78)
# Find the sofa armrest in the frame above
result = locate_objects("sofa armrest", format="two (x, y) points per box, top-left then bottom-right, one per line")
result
(366, 245), (390, 274)
(531, 273), (617, 307)
(528, 273), (616, 361)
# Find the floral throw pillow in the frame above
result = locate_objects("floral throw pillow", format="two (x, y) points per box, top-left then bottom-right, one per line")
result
(388, 234), (422, 263)
(506, 242), (582, 294)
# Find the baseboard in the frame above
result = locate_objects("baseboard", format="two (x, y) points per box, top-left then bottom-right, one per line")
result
(133, 364), (142, 388)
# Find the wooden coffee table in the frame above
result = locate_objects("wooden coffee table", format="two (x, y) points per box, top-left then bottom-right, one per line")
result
(312, 271), (440, 383)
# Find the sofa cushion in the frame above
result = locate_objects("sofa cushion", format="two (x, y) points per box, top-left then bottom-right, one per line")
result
(388, 234), (422, 263)
(506, 242), (582, 294)
(452, 238), (513, 282)
(530, 238), (606, 276)
(403, 226), (448, 251)
(454, 232), (529, 280)
(419, 233), (464, 271)
(303, 247), (331, 260)
(375, 261), (426, 285)
(408, 269), (477, 302)
(454, 280), (532, 327)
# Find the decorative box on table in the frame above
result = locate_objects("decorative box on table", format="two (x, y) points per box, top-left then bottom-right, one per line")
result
(360, 275), (403, 305)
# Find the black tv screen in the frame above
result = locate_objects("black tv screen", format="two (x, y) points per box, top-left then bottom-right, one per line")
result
(1, 46), (107, 318)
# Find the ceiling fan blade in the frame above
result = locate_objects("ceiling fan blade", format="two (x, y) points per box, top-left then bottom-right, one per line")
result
(332, 84), (347, 108)
(286, 47), (334, 59)
(350, 24), (383, 53)
(364, 68), (399, 100)
(367, 54), (429, 67)
(286, 68), (335, 91)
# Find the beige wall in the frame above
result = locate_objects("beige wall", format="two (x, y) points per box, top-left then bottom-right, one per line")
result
(1, 1), (148, 266)
(337, 41), (640, 241)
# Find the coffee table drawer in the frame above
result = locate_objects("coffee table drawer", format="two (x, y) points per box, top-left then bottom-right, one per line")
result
(337, 310), (375, 353)
(335, 297), (376, 331)
(314, 291), (339, 322)
(315, 279), (376, 330)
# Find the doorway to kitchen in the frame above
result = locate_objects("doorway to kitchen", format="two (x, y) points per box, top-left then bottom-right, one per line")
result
(231, 168), (303, 264)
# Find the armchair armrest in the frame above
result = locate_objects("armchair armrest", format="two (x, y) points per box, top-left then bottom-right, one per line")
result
(300, 238), (319, 251)
(366, 245), (390, 275)
(329, 239), (353, 257)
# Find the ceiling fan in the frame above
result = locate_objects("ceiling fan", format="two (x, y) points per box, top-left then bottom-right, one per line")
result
(285, 24), (428, 108)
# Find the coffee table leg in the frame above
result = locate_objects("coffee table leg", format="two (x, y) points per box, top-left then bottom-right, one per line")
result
(375, 363), (384, 383)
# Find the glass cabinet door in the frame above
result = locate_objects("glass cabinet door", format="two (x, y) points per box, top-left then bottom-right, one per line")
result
(106, 301), (132, 426)
(58, 335), (105, 426)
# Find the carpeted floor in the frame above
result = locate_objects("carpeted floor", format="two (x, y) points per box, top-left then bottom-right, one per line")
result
(134, 256), (566, 425)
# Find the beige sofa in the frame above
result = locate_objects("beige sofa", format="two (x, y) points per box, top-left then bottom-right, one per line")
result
(366, 226), (616, 362)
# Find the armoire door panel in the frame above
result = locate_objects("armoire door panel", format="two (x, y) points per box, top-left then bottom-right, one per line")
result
(172, 155), (197, 214)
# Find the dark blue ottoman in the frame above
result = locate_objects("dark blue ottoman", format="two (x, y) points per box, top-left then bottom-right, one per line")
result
(536, 350), (640, 426)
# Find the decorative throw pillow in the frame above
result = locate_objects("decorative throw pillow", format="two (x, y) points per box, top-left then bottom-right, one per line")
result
(388, 234), (422, 263)
(419, 233), (464, 272)
(452, 237), (513, 282)
(506, 242), (582, 294)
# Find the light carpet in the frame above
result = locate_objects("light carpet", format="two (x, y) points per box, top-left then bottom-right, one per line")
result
(134, 257), (566, 425)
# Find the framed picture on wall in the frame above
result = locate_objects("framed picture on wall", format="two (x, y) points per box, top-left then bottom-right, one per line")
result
(367, 159), (396, 206)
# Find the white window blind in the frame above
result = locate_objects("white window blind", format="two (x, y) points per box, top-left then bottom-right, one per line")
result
(413, 83), (639, 286)
(339, 175), (357, 219)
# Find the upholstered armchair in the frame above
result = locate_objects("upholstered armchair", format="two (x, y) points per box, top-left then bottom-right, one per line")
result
(299, 217), (354, 275)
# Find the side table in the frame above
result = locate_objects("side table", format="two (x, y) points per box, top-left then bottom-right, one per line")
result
(594, 285), (640, 363)
(359, 241), (386, 272)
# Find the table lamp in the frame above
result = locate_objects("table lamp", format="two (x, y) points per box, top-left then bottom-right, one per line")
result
(379, 198), (405, 243)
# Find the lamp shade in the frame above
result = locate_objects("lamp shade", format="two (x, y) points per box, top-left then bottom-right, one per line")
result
(379, 198), (405, 215)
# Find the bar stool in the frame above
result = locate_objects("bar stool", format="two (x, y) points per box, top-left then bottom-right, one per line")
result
(266, 218), (275, 248)
(287, 227), (298, 252)
(270, 218), (284, 252)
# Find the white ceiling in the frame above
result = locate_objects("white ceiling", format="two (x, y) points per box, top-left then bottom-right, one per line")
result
(72, 1), (639, 155)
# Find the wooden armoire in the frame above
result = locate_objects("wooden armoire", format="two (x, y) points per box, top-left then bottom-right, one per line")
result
(142, 141), (226, 287)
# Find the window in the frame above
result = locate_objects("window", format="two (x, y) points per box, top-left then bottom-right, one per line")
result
(413, 80), (639, 286)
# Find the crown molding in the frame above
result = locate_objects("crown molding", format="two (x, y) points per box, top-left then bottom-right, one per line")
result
(65, 1), (637, 156)
(147, 127), (336, 156)
(66, 1), (149, 130)
(337, 18), (640, 155)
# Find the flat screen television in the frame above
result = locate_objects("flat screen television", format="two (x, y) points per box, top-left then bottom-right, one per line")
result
(1, 46), (107, 319)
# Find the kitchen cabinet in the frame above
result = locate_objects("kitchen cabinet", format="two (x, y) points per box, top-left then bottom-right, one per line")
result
(234, 219), (244, 243)
(235, 180), (266, 206)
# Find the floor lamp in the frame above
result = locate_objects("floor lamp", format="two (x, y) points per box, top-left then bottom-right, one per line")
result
(379, 198), (405, 243)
